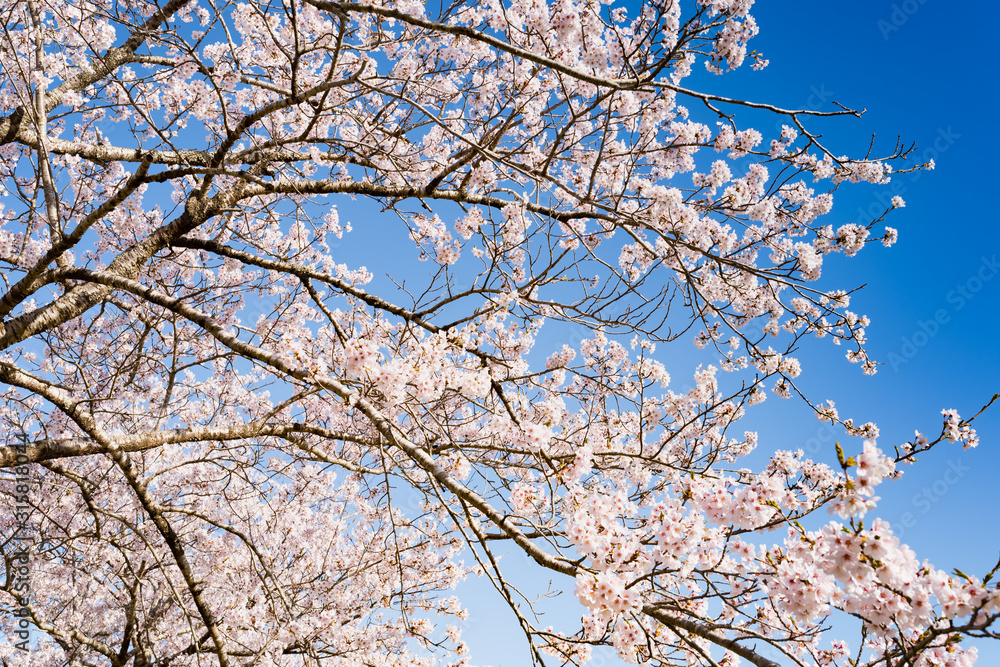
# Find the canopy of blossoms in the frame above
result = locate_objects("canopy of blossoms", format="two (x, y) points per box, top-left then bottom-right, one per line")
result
(0, 0), (996, 666)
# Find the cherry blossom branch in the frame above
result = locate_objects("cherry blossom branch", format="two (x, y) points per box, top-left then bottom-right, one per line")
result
(0, 421), (377, 469)
(0, 360), (234, 667)
(310, 0), (858, 119)
(0, 0), (195, 144)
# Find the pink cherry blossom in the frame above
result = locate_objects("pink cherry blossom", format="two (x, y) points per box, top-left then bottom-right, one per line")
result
(0, 1), (993, 666)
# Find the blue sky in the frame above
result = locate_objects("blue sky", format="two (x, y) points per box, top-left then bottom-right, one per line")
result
(442, 1), (1000, 664)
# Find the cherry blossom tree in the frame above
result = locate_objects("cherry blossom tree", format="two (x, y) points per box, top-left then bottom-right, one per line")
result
(0, 0), (997, 665)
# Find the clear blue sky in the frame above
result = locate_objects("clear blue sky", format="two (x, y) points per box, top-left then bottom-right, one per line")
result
(436, 2), (1000, 664)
